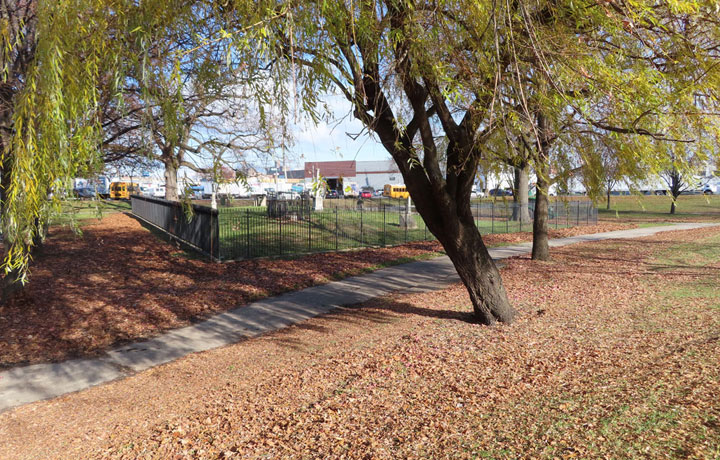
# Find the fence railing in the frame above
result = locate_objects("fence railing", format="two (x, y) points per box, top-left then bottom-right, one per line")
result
(131, 195), (220, 259)
(131, 196), (597, 261)
(217, 199), (597, 261)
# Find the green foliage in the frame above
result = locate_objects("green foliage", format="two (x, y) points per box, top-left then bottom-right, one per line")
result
(2, 0), (128, 280)
(0, 0), (283, 279)
(2, 0), (720, 282)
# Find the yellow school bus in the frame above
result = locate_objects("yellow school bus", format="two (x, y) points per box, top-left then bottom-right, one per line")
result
(383, 184), (410, 199)
(109, 182), (140, 199)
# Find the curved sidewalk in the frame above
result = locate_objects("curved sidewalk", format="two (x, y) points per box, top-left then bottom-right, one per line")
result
(1, 222), (716, 412)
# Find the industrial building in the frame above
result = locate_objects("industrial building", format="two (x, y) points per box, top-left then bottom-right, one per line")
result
(303, 160), (402, 192)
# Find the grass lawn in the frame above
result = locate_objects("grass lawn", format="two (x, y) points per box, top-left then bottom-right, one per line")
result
(218, 203), (593, 260)
(51, 199), (130, 226)
(600, 194), (720, 222)
(218, 207), (435, 259)
(1, 224), (717, 459)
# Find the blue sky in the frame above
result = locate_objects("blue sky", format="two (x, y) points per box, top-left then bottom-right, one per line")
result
(286, 95), (391, 168)
(139, 94), (393, 180)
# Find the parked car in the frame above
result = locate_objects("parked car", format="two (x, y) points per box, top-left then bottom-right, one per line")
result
(278, 191), (300, 200)
(153, 186), (165, 198)
(360, 188), (373, 199)
(489, 188), (512, 197)
(326, 189), (339, 199)
(73, 187), (96, 199)
(139, 185), (155, 196)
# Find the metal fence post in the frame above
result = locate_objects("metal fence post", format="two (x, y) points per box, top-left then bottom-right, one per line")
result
(240, 209), (250, 259)
(335, 208), (339, 251)
(383, 204), (386, 246)
(586, 203), (590, 225)
(506, 203), (509, 233)
(360, 204), (364, 246)
(404, 202), (408, 243)
(576, 200), (580, 226)
(491, 201), (495, 234)
(279, 212), (283, 256)
(566, 204), (569, 228)
(308, 209), (312, 251)
(211, 210), (216, 260)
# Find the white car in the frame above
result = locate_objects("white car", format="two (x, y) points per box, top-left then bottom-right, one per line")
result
(153, 186), (165, 198)
(471, 189), (485, 198)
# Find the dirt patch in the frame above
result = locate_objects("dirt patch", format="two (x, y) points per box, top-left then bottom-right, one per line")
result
(0, 214), (634, 368)
(0, 213), (442, 368)
(0, 226), (717, 459)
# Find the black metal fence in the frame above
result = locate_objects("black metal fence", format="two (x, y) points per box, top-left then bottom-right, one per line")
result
(471, 199), (599, 233)
(131, 196), (597, 261)
(131, 195), (220, 259)
(218, 201), (431, 260)
(217, 199), (597, 261)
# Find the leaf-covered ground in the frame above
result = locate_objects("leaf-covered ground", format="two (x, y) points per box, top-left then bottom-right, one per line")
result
(1, 225), (718, 459)
(0, 212), (630, 368)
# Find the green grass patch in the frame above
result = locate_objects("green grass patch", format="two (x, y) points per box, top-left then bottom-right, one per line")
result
(650, 231), (720, 315)
(216, 205), (589, 260)
(51, 199), (130, 226)
(635, 221), (676, 228)
(218, 208), (436, 260)
(599, 195), (720, 222)
(651, 231), (720, 269)
(665, 284), (720, 301)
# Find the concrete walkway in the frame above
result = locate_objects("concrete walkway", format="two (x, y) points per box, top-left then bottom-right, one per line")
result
(1, 222), (716, 413)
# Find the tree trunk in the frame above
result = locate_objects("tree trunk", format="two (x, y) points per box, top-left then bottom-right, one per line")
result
(511, 164), (531, 222)
(334, 29), (515, 325)
(669, 170), (681, 215)
(531, 109), (552, 261)
(164, 159), (179, 201)
(431, 215), (516, 325)
(532, 174), (551, 261)
(606, 187), (611, 210)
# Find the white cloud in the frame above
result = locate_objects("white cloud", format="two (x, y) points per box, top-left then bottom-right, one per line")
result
(288, 94), (389, 166)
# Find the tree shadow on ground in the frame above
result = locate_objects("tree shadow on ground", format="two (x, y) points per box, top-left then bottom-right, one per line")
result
(267, 299), (477, 352)
(0, 213), (442, 369)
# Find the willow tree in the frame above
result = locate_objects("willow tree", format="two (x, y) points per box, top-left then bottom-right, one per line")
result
(484, 0), (720, 260)
(1, 0), (131, 288)
(109, 1), (278, 201)
(220, 0), (720, 322)
(220, 0), (518, 324)
(0, 0), (212, 282)
(1, 0), (289, 285)
(0, 1), (36, 296)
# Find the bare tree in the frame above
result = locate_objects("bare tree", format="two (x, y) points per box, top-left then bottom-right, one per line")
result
(101, 3), (278, 201)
